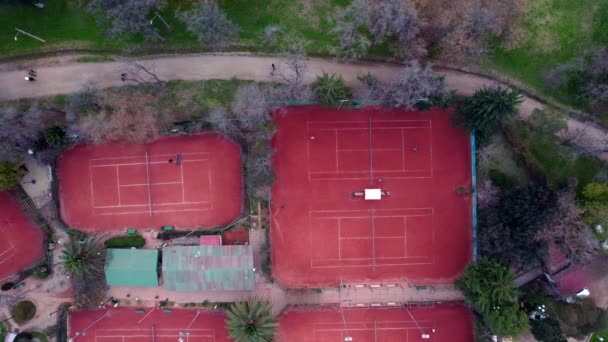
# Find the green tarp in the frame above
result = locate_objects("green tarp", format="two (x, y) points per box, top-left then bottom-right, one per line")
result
(105, 248), (159, 287)
(162, 245), (254, 292)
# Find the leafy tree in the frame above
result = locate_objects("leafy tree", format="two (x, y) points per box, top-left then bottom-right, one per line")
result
(44, 126), (66, 147)
(87, 0), (166, 41)
(478, 184), (557, 269)
(383, 60), (447, 109)
(530, 317), (567, 342)
(226, 298), (277, 342)
(177, 2), (239, 50)
(485, 303), (530, 337)
(0, 161), (23, 190)
(275, 38), (313, 101)
(454, 86), (523, 147)
(455, 258), (529, 337)
(311, 73), (351, 106)
(59, 237), (105, 280)
(456, 258), (518, 313)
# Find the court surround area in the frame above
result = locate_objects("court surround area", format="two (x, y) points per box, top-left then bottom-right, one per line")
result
(276, 305), (474, 342)
(272, 106), (473, 287)
(58, 135), (242, 232)
(0, 191), (44, 281)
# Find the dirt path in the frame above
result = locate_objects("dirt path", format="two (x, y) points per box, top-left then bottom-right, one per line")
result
(0, 53), (607, 160)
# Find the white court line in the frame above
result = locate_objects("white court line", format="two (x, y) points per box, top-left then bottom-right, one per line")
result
(93, 201), (208, 209)
(89, 162), (96, 208)
(310, 208), (434, 213)
(429, 120), (434, 177)
(310, 261), (433, 269)
(89, 152), (209, 162)
(119, 181), (182, 187)
(116, 165), (121, 205)
(310, 176), (433, 181)
(401, 128), (405, 170)
(339, 236), (405, 240)
(91, 159), (208, 168)
(307, 119), (430, 124)
(94, 208), (209, 216)
(0, 248), (15, 264)
(181, 162), (185, 202)
(318, 127), (430, 131)
(309, 169), (428, 174)
(337, 148), (402, 152)
(337, 218), (341, 258)
(403, 216), (407, 257)
(335, 129), (339, 172)
(207, 163), (213, 210)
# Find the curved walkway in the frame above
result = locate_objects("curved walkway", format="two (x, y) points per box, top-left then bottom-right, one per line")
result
(0, 53), (607, 159)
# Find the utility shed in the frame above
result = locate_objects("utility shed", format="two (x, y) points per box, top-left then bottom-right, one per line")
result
(105, 248), (159, 287)
(162, 245), (254, 291)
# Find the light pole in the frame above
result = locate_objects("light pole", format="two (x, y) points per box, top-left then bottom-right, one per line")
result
(14, 28), (46, 43)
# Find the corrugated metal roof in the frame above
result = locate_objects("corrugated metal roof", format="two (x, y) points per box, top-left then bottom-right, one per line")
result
(105, 249), (159, 287)
(162, 245), (254, 291)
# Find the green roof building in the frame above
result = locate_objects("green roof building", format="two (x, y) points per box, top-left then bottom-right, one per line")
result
(105, 248), (159, 287)
(162, 245), (254, 291)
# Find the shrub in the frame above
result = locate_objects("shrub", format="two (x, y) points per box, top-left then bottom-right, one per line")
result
(104, 235), (145, 248)
(531, 317), (567, 342)
(0, 162), (24, 191)
(0, 323), (7, 342)
(10, 300), (37, 324)
(488, 168), (515, 189)
(311, 73), (350, 107)
(34, 265), (50, 279)
(31, 332), (48, 342)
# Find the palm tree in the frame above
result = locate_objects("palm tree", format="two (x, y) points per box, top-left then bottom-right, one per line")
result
(311, 72), (351, 107)
(226, 298), (277, 342)
(60, 236), (105, 280)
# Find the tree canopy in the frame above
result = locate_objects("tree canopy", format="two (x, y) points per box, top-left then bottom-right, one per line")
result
(0, 161), (23, 191)
(177, 2), (239, 50)
(454, 86), (523, 147)
(455, 258), (529, 337)
(478, 183), (557, 269)
(226, 298), (277, 342)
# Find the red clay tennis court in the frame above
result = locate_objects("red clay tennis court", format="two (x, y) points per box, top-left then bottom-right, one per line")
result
(69, 308), (229, 342)
(272, 106), (473, 287)
(276, 305), (474, 341)
(58, 135), (242, 232)
(0, 191), (44, 281)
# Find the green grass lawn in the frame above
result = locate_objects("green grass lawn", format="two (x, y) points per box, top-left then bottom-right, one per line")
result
(0, 0), (345, 57)
(510, 121), (605, 191)
(591, 314), (608, 342)
(486, 0), (608, 108)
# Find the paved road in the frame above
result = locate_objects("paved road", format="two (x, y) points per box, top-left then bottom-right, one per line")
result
(1, 53), (607, 159)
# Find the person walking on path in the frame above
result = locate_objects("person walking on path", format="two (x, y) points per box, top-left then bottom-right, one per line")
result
(271, 63), (276, 75)
(25, 76), (35, 81)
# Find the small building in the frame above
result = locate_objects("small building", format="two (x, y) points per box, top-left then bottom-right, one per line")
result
(105, 249), (159, 287)
(200, 235), (222, 246)
(162, 245), (254, 291)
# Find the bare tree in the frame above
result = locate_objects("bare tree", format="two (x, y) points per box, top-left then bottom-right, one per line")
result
(383, 60), (448, 109)
(333, 0), (373, 60)
(544, 187), (600, 265)
(207, 106), (239, 138)
(75, 94), (165, 144)
(121, 59), (165, 88)
(177, 2), (239, 50)
(0, 104), (40, 149)
(275, 39), (313, 101)
(87, 0), (167, 41)
(231, 84), (272, 130)
(354, 72), (383, 101)
(264, 25), (282, 45)
(477, 179), (500, 209)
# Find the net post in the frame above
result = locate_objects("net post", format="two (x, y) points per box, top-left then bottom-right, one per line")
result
(145, 151), (153, 217)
